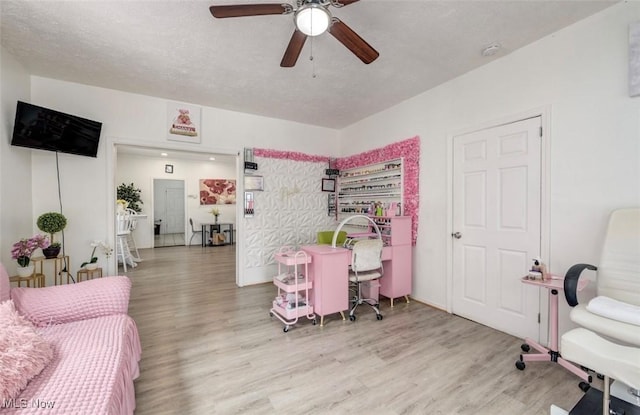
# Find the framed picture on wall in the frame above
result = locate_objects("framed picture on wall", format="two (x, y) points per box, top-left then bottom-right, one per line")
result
(244, 175), (264, 191)
(165, 164), (173, 174)
(321, 178), (335, 192)
(167, 102), (201, 143)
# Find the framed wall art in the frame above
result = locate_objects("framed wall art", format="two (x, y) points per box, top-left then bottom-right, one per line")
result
(167, 102), (201, 143)
(199, 179), (236, 205)
(244, 175), (264, 191)
(321, 178), (336, 192)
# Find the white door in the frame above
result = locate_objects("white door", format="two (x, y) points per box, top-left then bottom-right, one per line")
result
(452, 117), (542, 340)
(153, 179), (185, 234)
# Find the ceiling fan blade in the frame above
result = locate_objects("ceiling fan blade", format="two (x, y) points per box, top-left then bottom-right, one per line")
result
(328, 18), (379, 64)
(280, 30), (307, 67)
(332, 0), (360, 6)
(209, 3), (291, 18)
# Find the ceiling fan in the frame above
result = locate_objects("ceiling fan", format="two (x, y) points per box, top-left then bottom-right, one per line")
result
(209, 0), (379, 67)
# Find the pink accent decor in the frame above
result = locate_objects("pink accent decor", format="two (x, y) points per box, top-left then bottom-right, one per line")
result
(254, 148), (330, 163)
(254, 136), (421, 245)
(0, 300), (54, 402)
(10, 276), (131, 327)
(2, 315), (141, 415)
(0, 263), (10, 302)
(0, 267), (141, 414)
(336, 136), (420, 245)
(518, 275), (590, 381)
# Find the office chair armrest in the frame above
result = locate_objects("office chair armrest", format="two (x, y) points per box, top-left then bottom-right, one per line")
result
(563, 263), (598, 307)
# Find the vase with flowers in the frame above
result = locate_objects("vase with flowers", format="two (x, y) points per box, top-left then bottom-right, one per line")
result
(11, 234), (50, 277)
(210, 207), (220, 224)
(116, 199), (129, 213)
(81, 240), (113, 270)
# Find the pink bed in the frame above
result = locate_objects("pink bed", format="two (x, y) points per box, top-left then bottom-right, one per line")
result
(1, 266), (141, 414)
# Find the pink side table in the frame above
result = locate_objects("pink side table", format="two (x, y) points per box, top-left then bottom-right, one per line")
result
(515, 275), (591, 383)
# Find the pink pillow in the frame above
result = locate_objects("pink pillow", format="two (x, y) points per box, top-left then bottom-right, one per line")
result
(0, 300), (54, 402)
(11, 276), (131, 327)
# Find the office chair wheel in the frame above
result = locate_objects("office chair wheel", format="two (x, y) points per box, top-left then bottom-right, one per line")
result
(312, 319), (317, 325)
(578, 382), (590, 392)
(376, 314), (383, 320)
(283, 326), (289, 333)
(349, 314), (356, 321)
(520, 343), (530, 352)
(515, 360), (526, 370)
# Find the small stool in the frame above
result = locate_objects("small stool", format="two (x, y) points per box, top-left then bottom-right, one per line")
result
(9, 273), (45, 288)
(77, 267), (103, 282)
(562, 328), (640, 415)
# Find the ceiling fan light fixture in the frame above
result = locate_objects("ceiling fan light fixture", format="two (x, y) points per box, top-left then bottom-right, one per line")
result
(295, 4), (331, 36)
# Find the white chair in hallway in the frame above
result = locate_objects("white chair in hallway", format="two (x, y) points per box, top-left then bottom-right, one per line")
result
(116, 210), (136, 271)
(126, 208), (142, 261)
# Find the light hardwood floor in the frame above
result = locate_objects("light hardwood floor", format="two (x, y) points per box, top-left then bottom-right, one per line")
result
(125, 245), (590, 414)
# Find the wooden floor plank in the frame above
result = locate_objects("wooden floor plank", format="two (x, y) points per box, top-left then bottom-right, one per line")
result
(125, 245), (590, 414)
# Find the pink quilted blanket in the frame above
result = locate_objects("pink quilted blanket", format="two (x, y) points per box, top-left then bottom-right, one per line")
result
(0, 315), (141, 414)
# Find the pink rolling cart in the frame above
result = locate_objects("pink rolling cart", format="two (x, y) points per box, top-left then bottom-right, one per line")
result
(515, 274), (591, 383)
(270, 246), (316, 332)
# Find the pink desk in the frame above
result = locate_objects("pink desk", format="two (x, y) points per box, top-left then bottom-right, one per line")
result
(301, 245), (349, 326)
(301, 243), (412, 326)
(516, 275), (590, 383)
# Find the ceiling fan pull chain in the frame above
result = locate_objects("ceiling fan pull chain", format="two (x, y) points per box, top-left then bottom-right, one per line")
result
(310, 36), (317, 78)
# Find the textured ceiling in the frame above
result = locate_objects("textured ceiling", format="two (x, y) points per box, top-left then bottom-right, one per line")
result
(1, 0), (616, 129)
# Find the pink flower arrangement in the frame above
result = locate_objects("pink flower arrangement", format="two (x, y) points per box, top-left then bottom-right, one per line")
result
(11, 234), (50, 267)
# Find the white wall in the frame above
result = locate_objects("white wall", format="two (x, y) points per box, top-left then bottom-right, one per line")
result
(116, 152), (237, 248)
(243, 156), (337, 284)
(340, 2), (640, 336)
(27, 77), (339, 278)
(0, 47), (33, 272)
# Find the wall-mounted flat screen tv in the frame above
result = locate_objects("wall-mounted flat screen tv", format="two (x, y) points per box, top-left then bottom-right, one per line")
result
(11, 101), (102, 158)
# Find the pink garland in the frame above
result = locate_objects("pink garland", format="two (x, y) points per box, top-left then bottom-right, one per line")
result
(254, 136), (421, 245)
(253, 148), (330, 163)
(336, 136), (420, 245)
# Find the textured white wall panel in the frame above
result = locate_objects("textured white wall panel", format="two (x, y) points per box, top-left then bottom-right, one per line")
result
(243, 156), (336, 278)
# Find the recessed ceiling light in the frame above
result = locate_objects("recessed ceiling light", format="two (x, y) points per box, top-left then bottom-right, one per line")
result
(481, 43), (501, 57)
(209, 157), (216, 161)
(161, 152), (168, 157)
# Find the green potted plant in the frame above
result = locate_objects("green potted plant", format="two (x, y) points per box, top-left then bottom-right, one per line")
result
(36, 212), (67, 258)
(117, 183), (143, 213)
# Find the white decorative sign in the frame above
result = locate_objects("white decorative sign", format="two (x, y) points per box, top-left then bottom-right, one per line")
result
(167, 102), (201, 143)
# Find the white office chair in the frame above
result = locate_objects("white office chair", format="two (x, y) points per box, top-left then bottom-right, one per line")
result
(558, 208), (640, 415)
(189, 218), (209, 246)
(349, 238), (384, 321)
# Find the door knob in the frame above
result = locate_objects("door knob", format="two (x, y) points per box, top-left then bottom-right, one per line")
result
(452, 232), (462, 239)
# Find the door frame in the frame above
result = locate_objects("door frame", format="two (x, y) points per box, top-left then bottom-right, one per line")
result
(445, 106), (551, 343)
(107, 139), (242, 286)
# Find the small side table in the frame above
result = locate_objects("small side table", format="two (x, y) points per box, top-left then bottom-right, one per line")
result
(515, 274), (591, 383)
(77, 267), (103, 282)
(31, 255), (72, 285)
(9, 273), (46, 288)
